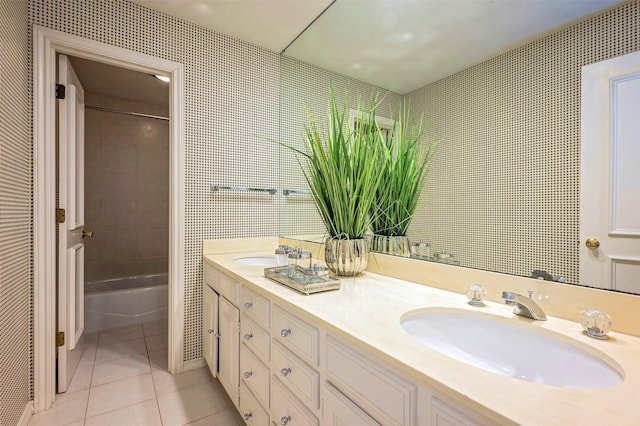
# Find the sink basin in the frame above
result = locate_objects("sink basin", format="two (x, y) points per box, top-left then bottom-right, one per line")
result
(401, 309), (623, 389)
(234, 256), (276, 267)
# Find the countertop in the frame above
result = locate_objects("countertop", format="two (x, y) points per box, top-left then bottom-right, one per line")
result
(204, 250), (640, 425)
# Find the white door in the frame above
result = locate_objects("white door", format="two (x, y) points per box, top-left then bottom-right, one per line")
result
(581, 50), (640, 294)
(218, 296), (240, 407)
(57, 54), (89, 392)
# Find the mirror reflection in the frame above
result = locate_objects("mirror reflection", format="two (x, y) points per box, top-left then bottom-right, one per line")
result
(278, 1), (639, 294)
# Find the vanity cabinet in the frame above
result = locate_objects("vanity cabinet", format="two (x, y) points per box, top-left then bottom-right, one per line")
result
(324, 336), (416, 425)
(203, 258), (490, 426)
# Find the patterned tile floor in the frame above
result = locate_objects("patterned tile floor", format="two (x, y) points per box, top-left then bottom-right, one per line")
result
(29, 321), (242, 426)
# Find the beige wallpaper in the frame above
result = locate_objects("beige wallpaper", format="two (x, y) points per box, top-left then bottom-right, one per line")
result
(0, 0), (32, 424)
(84, 92), (169, 282)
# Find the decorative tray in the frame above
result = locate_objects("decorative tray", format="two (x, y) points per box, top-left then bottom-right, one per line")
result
(264, 266), (340, 295)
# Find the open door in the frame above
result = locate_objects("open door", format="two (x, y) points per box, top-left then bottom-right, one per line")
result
(581, 50), (640, 294)
(57, 54), (89, 392)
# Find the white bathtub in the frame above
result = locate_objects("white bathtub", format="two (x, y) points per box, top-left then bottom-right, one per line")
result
(84, 273), (168, 332)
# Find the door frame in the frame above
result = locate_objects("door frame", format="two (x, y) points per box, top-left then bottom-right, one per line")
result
(33, 25), (185, 411)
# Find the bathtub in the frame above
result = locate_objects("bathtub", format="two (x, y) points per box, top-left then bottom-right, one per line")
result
(84, 273), (168, 332)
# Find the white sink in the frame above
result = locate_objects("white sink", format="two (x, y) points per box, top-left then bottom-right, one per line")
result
(234, 256), (276, 267)
(401, 309), (623, 389)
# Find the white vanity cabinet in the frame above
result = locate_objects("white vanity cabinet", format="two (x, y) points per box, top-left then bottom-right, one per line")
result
(203, 258), (492, 426)
(324, 336), (417, 426)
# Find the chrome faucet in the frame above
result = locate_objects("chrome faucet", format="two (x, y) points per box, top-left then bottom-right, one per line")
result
(501, 291), (547, 321)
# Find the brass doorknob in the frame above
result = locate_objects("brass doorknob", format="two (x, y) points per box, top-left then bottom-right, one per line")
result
(81, 230), (94, 238)
(585, 238), (600, 249)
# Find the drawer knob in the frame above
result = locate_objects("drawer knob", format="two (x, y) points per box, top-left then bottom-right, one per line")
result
(280, 367), (292, 377)
(244, 371), (253, 379)
(280, 416), (291, 425)
(243, 412), (252, 420)
(280, 328), (291, 337)
(244, 333), (253, 340)
(244, 302), (253, 309)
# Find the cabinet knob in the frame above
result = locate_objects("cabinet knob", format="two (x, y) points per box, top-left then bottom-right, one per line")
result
(243, 412), (252, 420)
(244, 302), (253, 309)
(244, 371), (252, 379)
(280, 328), (291, 337)
(280, 416), (291, 425)
(207, 328), (214, 334)
(214, 332), (221, 338)
(280, 367), (292, 377)
(244, 333), (253, 340)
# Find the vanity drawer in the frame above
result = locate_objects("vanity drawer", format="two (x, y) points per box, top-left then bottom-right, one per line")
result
(272, 340), (319, 410)
(271, 377), (318, 426)
(271, 304), (319, 366)
(241, 315), (270, 361)
(240, 381), (269, 426)
(240, 286), (270, 327)
(240, 344), (270, 407)
(219, 273), (239, 306)
(325, 336), (416, 426)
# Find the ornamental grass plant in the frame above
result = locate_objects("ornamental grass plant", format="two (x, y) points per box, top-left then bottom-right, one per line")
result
(370, 100), (434, 237)
(285, 88), (385, 240)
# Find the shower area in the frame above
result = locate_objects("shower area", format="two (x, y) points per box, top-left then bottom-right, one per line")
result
(71, 56), (170, 333)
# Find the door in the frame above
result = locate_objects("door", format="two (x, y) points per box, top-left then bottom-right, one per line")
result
(581, 50), (640, 294)
(57, 54), (89, 392)
(203, 284), (219, 377)
(218, 296), (240, 407)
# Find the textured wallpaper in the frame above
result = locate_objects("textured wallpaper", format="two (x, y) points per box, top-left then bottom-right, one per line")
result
(1, 0), (32, 424)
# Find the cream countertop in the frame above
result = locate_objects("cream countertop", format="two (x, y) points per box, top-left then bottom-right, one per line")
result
(204, 249), (640, 426)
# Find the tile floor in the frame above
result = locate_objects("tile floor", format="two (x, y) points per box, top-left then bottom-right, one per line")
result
(29, 321), (242, 426)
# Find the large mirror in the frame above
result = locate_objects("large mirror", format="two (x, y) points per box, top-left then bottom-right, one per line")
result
(278, 0), (639, 294)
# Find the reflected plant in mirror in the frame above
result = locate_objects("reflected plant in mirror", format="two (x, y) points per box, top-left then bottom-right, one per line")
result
(369, 100), (434, 258)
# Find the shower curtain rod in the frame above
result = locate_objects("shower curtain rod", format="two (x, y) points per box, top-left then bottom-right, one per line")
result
(85, 105), (169, 121)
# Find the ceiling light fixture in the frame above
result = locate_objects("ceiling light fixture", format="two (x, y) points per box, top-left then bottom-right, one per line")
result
(154, 74), (170, 83)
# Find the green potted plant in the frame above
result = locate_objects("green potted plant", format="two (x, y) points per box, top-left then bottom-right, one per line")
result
(369, 100), (434, 257)
(285, 88), (385, 276)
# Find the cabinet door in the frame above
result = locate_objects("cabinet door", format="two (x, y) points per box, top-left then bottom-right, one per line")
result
(323, 383), (380, 426)
(219, 296), (240, 407)
(203, 284), (218, 377)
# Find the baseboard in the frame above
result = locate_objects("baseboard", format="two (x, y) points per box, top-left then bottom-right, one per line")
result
(18, 401), (32, 426)
(183, 357), (205, 371)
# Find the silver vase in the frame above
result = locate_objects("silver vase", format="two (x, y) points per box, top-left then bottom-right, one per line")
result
(369, 234), (411, 257)
(324, 238), (369, 277)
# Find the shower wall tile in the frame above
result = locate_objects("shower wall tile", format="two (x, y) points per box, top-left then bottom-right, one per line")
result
(84, 91), (170, 282)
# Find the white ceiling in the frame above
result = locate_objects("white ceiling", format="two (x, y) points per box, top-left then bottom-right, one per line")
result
(69, 56), (169, 106)
(284, 0), (624, 93)
(79, 0), (624, 102)
(130, 0), (334, 52)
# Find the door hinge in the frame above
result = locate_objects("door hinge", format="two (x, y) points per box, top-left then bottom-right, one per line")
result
(56, 331), (65, 347)
(55, 84), (66, 99)
(56, 208), (66, 223)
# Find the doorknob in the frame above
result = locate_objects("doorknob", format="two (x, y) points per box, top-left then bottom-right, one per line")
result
(81, 230), (94, 238)
(585, 238), (600, 249)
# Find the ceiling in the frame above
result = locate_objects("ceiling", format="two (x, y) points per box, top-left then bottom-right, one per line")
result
(130, 0), (623, 94)
(68, 56), (169, 106)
